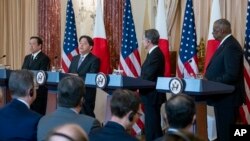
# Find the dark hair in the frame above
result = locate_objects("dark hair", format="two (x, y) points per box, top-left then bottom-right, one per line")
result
(215, 19), (231, 33)
(58, 76), (85, 108)
(110, 89), (140, 118)
(79, 35), (94, 46)
(8, 69), (34, 97)
(145, 29), (160, 45)
(30, 36), (43, 45)
(165, 94), (195, 129)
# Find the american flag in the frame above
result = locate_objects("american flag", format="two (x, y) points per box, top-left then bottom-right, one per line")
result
(119, 0), (143, 135)
(239, 0), (250, 124)
(62, 0), (78, 73)
(177, 0), (198, 78)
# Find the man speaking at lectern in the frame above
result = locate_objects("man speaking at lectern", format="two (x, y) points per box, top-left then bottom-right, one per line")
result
(204, 19), (245, 141)
(22, 36), (50, 115)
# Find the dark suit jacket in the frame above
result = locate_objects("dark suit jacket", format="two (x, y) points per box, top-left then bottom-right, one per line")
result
(205, 35), (245, 107)
(68, 53), (100, 79)
(37, 107), (101, 141)
(22, 51), (50, 71)
(21, 51), (50, 115)
(89, 121), (139, 141)
(140, 47), (165, 105)
(0, 99), (42, 141)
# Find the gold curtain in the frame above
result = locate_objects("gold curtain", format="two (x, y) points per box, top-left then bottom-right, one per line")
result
(165, 0), (248, 52)
(0, 0), (38, 69)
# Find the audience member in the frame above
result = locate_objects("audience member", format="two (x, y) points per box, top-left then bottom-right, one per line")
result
(155, 94), (203, 141)
(22, 36), (50, 115)
(0, 69), (41, 141)
(89, 89), (141, 141)
(45, 124), (88, 141)
(68, 35), (100, 117)
(37, 75), (101, 141)
(140, 29), (166, 141)
(204, 19), (245, 141)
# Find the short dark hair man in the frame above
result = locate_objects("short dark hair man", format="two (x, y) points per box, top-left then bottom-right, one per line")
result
(22, 36), (50, 115)
(37, 76), (101, 141)
(68, 35), (100, 117)
(89, 89), (141, 141)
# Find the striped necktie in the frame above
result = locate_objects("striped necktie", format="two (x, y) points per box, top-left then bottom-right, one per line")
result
(77, 56), (84, 69)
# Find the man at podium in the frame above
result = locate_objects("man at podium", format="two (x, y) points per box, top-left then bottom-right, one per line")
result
(22, 36), (50, 115)
(140, 29), (166, 141)
(68, 35), (100, 117)
(205, 19), (245, 141)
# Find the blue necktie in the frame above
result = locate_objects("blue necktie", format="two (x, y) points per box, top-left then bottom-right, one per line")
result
(77, 56), (84, 69)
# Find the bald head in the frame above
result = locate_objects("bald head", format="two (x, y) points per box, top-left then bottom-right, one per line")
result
(212, 19), (232, 41)
(46, 124), (88, 141)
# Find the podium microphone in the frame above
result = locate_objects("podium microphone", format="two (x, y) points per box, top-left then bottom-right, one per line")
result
(0, 55), (6, 60)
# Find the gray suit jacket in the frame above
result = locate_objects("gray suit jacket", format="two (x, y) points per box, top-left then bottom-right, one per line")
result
(37, 107), (101, 141)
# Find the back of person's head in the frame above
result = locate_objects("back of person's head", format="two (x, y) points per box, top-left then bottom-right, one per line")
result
(164, 130), (204, 141)
(110, 89), (140, 118)
(45, 124), (88, 141)
(215, 19), (231, 34)
(30, 36), (43, 45)
(144, 29), (160, 45)
(58, 76), (85, 108)
(165, 94), (195, 129)
(8, 69), (34, 97)
(79, 35), (94, 46)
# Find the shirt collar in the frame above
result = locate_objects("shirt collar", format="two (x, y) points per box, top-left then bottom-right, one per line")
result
(81, 53), (89, 58)
(32, 50), (41, 59)
(16, 98), (30, 109)
(148, 45), (158, 54)
(219, 34), (231, 47)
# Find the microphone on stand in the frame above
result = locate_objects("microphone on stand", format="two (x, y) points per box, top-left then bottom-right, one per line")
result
(0, 55), (7, 69)
(0, 55), (6, 60)
(51, 56), (58, 72)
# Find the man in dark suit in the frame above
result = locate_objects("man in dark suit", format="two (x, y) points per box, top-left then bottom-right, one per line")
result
(68, 35), (100, 117)
(155, 94), (202, 141)
(37, 75), (101, 141)
(22, 36), (50, 115)
(140, 29), (166, 141)
(205, 19), (245, 141)
(0, 70), (41, 141)
(89, 89), (141, 141)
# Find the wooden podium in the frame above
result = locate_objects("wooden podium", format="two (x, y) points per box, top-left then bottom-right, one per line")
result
(156, 77), (234, 141)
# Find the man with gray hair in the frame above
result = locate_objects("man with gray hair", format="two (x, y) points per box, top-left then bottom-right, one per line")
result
(0, 69), (41, 140)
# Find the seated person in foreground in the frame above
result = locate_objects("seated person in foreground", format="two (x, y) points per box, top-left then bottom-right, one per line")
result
(89, 89), (141, 141)
(155, 94), (203, 141)
(37, 75), (101, 141)
(45, 123), (88, 141)
(0, 70), (42, 141)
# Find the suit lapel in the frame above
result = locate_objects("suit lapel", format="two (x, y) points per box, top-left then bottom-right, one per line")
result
(77, 54), (90, 71)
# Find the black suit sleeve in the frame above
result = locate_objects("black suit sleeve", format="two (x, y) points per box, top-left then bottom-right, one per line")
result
(208, 42), (243, 84)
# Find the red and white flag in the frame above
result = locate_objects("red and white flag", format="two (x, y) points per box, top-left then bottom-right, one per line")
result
(239, 0), (250, 124)
(119, 0), (143, 135)
(155, 0), (171, 77)
(92, 0), (110, 74)
(204, 0), (221, 72)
